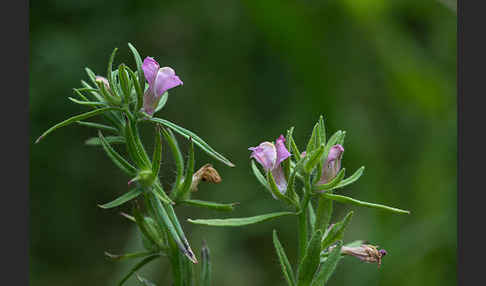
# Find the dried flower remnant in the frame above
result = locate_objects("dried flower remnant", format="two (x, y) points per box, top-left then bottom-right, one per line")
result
(331, 243), (388, 268)
(191, 164), (222, 192)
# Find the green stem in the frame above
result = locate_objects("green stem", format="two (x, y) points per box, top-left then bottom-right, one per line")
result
(297, 174), (312, 265)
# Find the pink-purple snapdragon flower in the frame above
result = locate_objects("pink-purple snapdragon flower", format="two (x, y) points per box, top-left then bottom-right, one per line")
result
(249, 135), (291, 194)
(141, 57), (183, 116)
(316, 144), (344, 185)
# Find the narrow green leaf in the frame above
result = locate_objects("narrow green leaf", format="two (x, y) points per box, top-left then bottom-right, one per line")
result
(297, 230), (323, 286)
(98, 131), (137, 175)
(180, 199), (238, 212)
(125, 66), (144, 112)
(331, 166), (365, 191)
(152, 182), (175, 205)
(325, 130), (342, 150)
(313, 168), (346, 192)
(125, 117), (151, 169)
(104, 250), (158, 261)
(188, 211), (296, 227)
(311, 241), (343, 286)
(308, 202), (316, 235)
(201, 242), (211, 286)
(84, 67), (98, 86)
(304, 144), (325, 173)
(322, 193), (411, 214)
(85, 136), (125, 146)
(152, 126), (162, 177)
(337, 131), (346, 146)
(118, 64), (131, 103)
(35, 107), (121, 143)
(163, 202), (197, 263)
(314, 196), (333, 233)
(98, 188), (143, 209)
(145, 192), (197, 263)
(306, 123), (320, 155)
(68, 97), (107, 107)
(318, 115), (326, 145)
(77, 121), (118, 133)
(175, 139), (195, 201)
(107, 47), (118, 93)
(118, 254), (161, 286)
(127, 43), (145, 97)
(161, 127), (184, 194)
(133, 204), (162, 250)
(273, 230), (296, 286)
(321, 211), (353, 250)
(149, 117), (235, 167)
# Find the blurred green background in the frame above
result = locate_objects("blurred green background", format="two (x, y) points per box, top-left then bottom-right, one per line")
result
(30, 0), (456, 285)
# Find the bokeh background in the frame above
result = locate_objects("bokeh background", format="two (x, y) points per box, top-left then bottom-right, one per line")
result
(30, 0), (456, 285)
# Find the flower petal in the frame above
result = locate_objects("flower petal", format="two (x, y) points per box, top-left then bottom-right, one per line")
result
(275, 134), (291, 166)
(249, 142), (277, 171)
(142, 57), (160, 87)
(153, 67), (183, 97)
(271, 165), (288, 194)
(141, 87), (159, 116)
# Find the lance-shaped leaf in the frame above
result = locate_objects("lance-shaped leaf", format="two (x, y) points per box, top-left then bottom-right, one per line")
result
(330, 166), (365, 191)
(152, 182), (175, 205)
(161, 127), (185, 193)
(297, 230), (323, 286)
(313, 168), (346, 192)
(306, 123), (320, 156)
(128, 43), (145, 100)
(125, 66), (144, 112)
(35, 107), (121, 143)
(118, 64), (132, 103)
(174, 139), (195, 201)
(84, 67), (98, 86)
(68, 97), (107, 107)
(98, 188), (143, 209)
(311, 241), (343, 286)
(85, 136), (125, 146)
(201, 242), (211, 286)
(337, 131), (346, 146)
(118, 254), (161, 286)
(180, 199), (238, 212)
(133, 204), (164, 250)
(152, 126), (162, 177)
(321, 211), (353, 250)
(318, 115), (326, 145)
(188, 211), (296, 227)
(314, 196), (333, 233)
(304, 144), (325, 174)
(107, 47), (118, 93)
(97, 131), (137, 175)
(149, 117), (235, 167)
(77, 121), (118, 133)
(163, 201), (197, 263)
(125, 117), (151, 169)
(104, 250), (158, 261)
(145, 192), (197, 263)
(322, 193), (411, 214)
(308, 202), (316, 235)
(273, 230), (296, 286)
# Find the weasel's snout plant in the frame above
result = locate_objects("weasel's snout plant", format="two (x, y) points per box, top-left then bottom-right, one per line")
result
(35, 43), (237, 285)
(36, 44), (410, 286)
(189, 117), (410, 286)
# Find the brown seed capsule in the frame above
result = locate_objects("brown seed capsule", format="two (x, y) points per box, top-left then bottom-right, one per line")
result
(190, 164), (222, 192)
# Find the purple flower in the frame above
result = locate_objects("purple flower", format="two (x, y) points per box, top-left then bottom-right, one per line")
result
(316, 144), (344, 185)
(249, 135), (291, 194)
(141, 57), (183, 116)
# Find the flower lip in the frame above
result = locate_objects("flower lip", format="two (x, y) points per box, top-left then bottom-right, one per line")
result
(248, 141), (277, 171)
